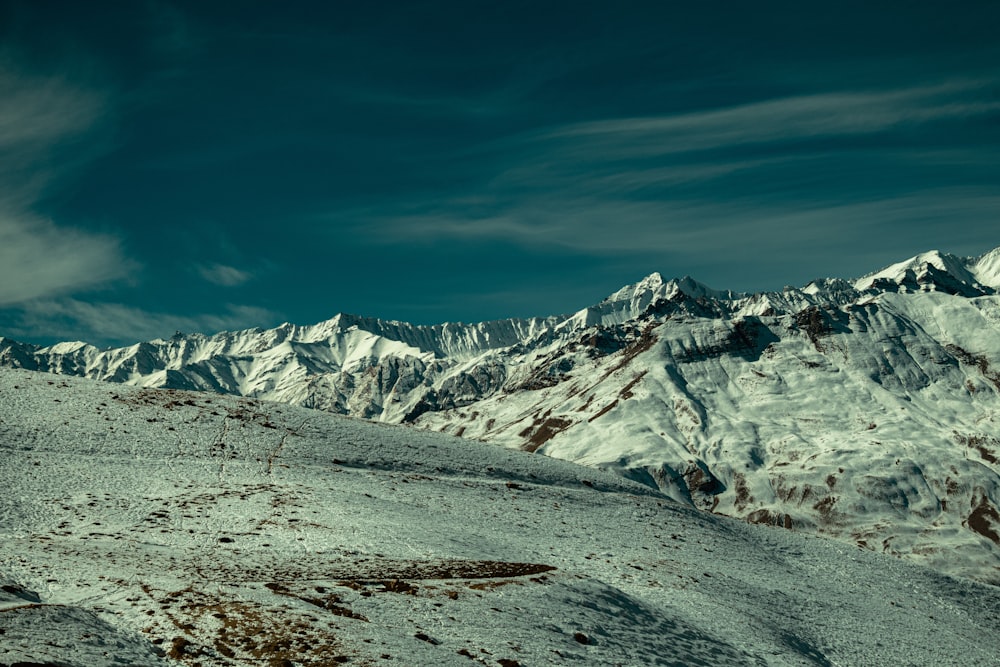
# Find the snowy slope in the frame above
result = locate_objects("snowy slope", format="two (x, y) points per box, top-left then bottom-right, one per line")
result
(2, 246), (1000, 586)
(2, 368), (1000, 666)
(421, 286), (1000, 583)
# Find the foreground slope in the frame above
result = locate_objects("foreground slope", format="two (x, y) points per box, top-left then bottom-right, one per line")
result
(2, 246), (1000, 584)
(2, 368), (1000, 666)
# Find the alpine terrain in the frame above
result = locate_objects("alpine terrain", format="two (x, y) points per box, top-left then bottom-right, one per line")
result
(3, 246), (1000, 587)
(2, 368), (1000, 665)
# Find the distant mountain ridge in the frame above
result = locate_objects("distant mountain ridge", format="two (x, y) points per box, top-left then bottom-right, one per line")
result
(3, 246), (1000, 583)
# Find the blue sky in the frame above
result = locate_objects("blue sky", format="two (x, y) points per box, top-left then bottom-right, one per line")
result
(1, 1), (998, 346)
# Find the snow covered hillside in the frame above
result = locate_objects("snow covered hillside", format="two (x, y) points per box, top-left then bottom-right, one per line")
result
(2, 368), (1000, 666)
(2, 247), (1000, 584)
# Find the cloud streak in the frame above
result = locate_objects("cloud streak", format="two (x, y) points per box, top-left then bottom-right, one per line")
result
(0, 65), (104, 153)
(0, 57), (110, 212)
(366, 187), (1000, 283)
(197, 263), (252, 287)
(458, 79), (1000, 206)
(0, 59), (133, 305)
(538, 80), (1000, 159)
(0, 214), (133, 306)
(350, 78), (1000, 287)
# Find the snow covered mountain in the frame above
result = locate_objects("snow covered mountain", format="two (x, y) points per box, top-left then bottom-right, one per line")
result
(3, 368), (1000, 666)
(3, 246), (1000, 584)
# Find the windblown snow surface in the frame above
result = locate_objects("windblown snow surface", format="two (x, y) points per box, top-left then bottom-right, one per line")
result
(2, 368), (1000, 666)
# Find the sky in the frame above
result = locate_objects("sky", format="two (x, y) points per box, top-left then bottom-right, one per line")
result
(1, 1), (998, 347)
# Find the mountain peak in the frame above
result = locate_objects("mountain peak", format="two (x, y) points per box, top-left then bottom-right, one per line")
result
(669, 275), (740, 301)
(601, 272), (735, 305)
(973, 246), (1000, 288)
(40, 341), (97, 355)
(636, 271), (666, 290)
(600, 272), (665, 304)
(854, 247), (997, 296)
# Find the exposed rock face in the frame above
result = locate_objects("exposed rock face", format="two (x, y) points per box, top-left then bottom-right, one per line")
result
(3, 246), (1000, 582)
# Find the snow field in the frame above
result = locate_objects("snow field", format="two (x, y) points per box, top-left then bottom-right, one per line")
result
(2, 368), (1000, 666)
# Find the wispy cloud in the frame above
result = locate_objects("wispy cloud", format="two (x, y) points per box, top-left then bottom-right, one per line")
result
(8, 299), (280, 346)
(0, 59), (109, 213)
(538, 80), (1000, 159)
(0, 214), (134, 306)
(197, 263), (252, 287)
(0, 66), (104, 154)
(459, 79), (1000, 205)
(366, 188), (1000, 276)
(0, 61), (136, 305)
(351, 78), (1000, 282)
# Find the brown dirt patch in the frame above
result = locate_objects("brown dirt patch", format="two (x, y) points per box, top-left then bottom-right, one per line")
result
(587, 400), (619, 423)
(954, 433), (1000, 465)
(967, 494), (1000, 545)
(522, 417), (572, 452)
(144, 586), (349, 666)
(746, 509), (794, 530)
(733, 473), (753, 512)
(618, 370), (648, 400)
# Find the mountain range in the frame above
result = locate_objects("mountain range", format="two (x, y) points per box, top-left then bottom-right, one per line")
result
(3, 246), (1000, 584)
